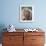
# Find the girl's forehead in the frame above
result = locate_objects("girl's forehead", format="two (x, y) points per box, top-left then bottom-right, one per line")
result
(23, 10), (30, 13)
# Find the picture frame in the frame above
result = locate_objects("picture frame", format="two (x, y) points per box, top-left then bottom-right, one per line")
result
(20, 5), (34, 22)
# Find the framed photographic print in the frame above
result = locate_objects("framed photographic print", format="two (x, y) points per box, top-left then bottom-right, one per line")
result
(20, 5), (34, 22)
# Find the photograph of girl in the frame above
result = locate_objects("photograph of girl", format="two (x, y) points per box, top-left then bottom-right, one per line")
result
(20, 5), (34, 22)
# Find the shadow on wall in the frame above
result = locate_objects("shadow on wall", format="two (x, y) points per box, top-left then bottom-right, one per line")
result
(0, 24), (7, 43)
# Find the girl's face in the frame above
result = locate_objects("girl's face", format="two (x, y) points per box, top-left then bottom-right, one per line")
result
(23, 10), (30, 17)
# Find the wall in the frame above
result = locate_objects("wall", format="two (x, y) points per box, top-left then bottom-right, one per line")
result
(0, 0), (46, 29)
(0, 0), (39, 29)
